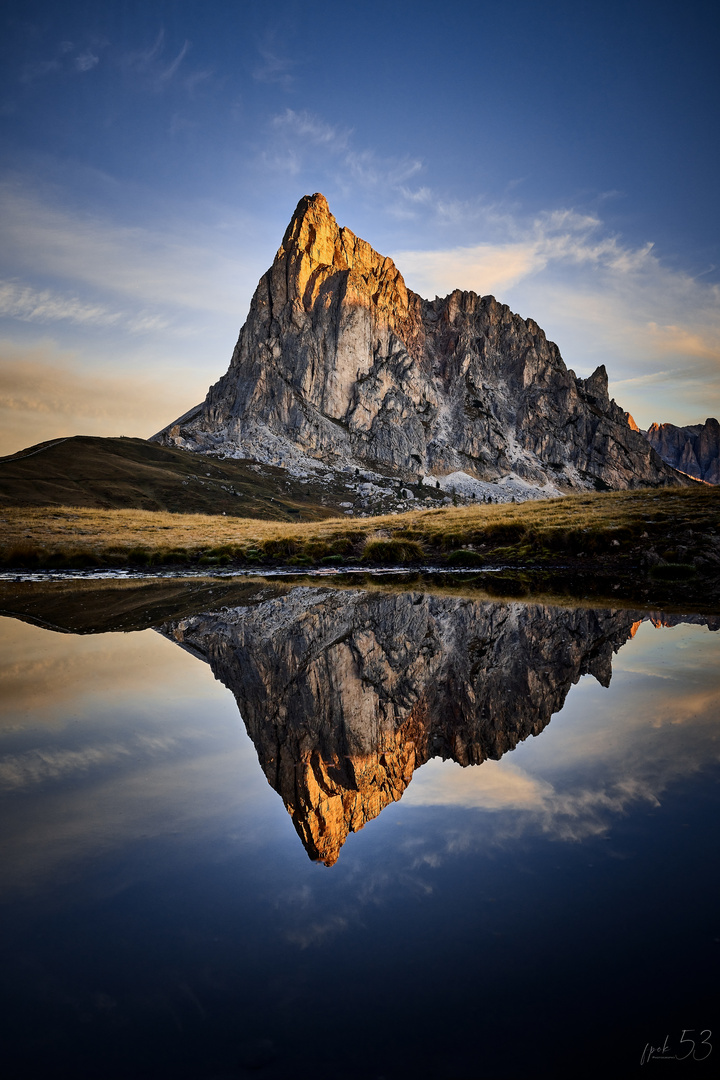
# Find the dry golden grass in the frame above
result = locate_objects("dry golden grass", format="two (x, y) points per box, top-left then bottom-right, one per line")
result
(1, 486), (719, 567)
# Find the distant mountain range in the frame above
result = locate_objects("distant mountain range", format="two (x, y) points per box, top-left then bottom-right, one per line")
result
(644, 418), (719, 485)
(153, 193), (686, 493)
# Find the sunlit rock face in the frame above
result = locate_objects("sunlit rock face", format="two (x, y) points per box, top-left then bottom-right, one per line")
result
(162, 589), (641, 865)
(645, 418), (720, 485)
(153, 193), (682, 491)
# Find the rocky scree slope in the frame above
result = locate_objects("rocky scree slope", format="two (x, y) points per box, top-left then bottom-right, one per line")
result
(154, 193), (684, 493)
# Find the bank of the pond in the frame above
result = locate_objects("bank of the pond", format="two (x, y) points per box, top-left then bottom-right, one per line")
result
(1, 487), (719, 600)
(3, 563), (720, 635)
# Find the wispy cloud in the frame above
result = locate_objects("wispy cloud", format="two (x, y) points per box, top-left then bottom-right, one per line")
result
(284, 916), (348, 949)
(20, 38), (105, 83)
(252, 36), (295, 87)
(394, 208), (666, 297)
(259, 108), (350, 176)
(159, 40), (190, 83)
(344, 149), (424, 190)
(394, 205), (720, 425)
(271, 108), (350, 148)
(74, 52), (99, 73)
(121, 29), (195, 92)
(263, 107), (425, 204)
(0, 182), (246, 318)
(393, 242), (540, 296)
(0, 280), (170, 333)
(403, 757), (666, 845)
(0, 743), (133, 791)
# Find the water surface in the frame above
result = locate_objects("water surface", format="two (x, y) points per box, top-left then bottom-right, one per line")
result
(0, 586), (718, 1079)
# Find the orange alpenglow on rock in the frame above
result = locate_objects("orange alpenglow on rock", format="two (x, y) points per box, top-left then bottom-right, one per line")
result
(162, 590), (648, 865)
(153, 193), (687, 492)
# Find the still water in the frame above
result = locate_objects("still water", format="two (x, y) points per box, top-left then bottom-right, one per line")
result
(0, 584), (718, 1079)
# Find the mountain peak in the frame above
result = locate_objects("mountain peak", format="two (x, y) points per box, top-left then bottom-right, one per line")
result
(279, 192), (337, 260)
(645, 417), (720, 484)
(274, 192), (408, 321)
(153, 196), (686, 493)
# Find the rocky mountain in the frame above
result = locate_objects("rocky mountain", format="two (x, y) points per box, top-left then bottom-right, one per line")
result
(153, 193), (684, 494)
(163, 588), (643, 865)
(644, 418), (719, 484)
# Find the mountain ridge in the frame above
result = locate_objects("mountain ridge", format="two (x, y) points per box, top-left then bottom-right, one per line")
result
(153, 193), (685, 494)
(644, 418), (719, 485)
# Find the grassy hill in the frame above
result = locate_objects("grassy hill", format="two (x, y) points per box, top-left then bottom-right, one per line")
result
(0, 435), (342, 520)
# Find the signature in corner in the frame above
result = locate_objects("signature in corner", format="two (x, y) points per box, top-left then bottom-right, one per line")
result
(641, 1030), (712, 1065)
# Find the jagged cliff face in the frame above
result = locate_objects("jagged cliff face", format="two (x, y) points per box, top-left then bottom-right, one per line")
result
(154, 193), (682, 491)
(162, 589), (641, 865)
(645, 418), (719, 485)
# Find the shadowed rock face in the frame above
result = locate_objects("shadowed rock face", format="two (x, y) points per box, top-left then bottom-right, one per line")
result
(162, 589), (643, 865)
(154, 193), (682, 491)
(645, 419), (719, 485)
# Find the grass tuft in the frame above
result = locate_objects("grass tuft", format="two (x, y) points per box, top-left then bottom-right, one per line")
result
(649, 562), (697, 580)
(361, 538), (425, 564)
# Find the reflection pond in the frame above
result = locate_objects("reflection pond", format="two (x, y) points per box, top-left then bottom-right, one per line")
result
(0, 581), (719, 1079)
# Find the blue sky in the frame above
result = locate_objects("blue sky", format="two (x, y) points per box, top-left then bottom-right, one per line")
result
(1, 0), (718, 454)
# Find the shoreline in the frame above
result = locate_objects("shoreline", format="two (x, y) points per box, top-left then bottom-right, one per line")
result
(1, 486), (719, 611)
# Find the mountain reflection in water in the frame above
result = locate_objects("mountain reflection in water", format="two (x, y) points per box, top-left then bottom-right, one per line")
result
(161, 588), (717, 865)
(1, 584), (719, 1079)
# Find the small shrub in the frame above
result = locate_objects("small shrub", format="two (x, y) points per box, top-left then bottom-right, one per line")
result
(66, 551), (103, 568)
(543, 529), (571, 552)
(243, 548), (264, 562)
(361, 539), (424, 564)
(162, 549), (190, 564)
(127, 548), (152, 565)
(321, 554), (345, 565)
(446, 549), (485, 567)
(649, 562), (697, 580)
(203, 547), (234, 563)
(209, 544), (238, 558)
(3, 545), (42, 567)
(480, 522), (525, 545)
(303, 541), (330, 559)
(263, 537), (299, 557)
(329, 537), (353, 555)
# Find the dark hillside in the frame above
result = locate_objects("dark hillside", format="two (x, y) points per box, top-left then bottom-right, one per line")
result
(0, 435), (340, 520)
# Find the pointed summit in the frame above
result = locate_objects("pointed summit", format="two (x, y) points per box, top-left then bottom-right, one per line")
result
(273, 192), (408, 317)
(278, 192), (340, 271)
